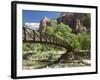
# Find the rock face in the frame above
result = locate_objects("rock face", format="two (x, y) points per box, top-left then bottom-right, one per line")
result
(75, 19), (87, 32)
(57, 12), (90, 32)
(39, 16), (51, 32)
(24, 23), (40, 30)
(39, 13), (90, 33)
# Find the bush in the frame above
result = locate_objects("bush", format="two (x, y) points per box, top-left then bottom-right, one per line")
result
(77, 32), (91, 50)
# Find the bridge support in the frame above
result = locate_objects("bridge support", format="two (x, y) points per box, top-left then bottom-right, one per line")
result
(56, 48), (74, 63)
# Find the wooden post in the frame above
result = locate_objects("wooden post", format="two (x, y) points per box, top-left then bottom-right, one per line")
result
(33, 30), (35, 41)
(40, 32), (42, 41)
(23, 27), (26, 41)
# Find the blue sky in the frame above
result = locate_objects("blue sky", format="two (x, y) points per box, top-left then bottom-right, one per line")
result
(22, 10), (61, 24)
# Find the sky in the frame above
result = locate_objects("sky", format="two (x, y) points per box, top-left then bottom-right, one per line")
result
(23, 10), (61, 25)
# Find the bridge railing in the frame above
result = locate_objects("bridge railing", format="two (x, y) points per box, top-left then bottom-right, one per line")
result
(23, 27), (71, 49)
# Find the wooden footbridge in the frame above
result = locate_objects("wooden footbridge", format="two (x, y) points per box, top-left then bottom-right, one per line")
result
(23, 27), (73, 52)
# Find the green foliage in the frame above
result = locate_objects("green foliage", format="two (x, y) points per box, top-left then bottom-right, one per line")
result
(23, 43), (31, 52)
(46, 22), (90, 50)
(77, 32), (91, 50)
(23, 43), (65, 53)
(46, 26), (55, 35)
(57, 23), (72, 33)
(64, 33), (80, 49)
(46, 22), (80, 49)
(82, 14), (91, 29)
